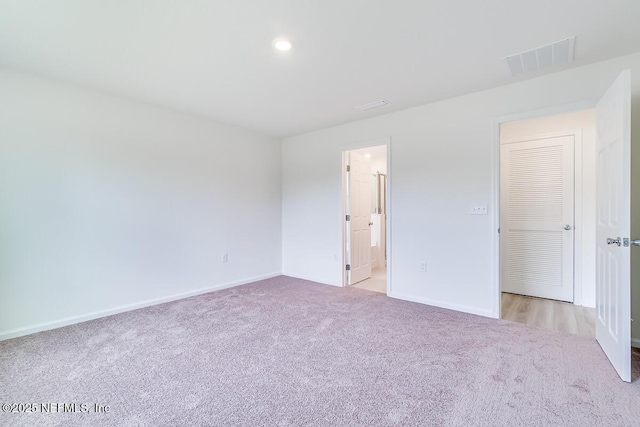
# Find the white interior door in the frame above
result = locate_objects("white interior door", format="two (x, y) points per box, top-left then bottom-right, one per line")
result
(347, 152), (372, 284)
(595, 70), (631, 382)
(501, 135), (575, 302)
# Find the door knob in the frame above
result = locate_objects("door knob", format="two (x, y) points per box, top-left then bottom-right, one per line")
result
(631, 240), (640, 247)
(564, 225), (572, 230)
(607, 237), (622, 246)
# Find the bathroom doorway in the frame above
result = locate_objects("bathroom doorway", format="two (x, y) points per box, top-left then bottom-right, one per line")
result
(342, 144), (388, 294)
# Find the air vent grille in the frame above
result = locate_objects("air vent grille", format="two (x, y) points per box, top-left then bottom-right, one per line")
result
(355, 99), (391, 112)
(505, 37), (575, 77)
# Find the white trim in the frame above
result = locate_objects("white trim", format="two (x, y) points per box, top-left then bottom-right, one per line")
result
(494, 100), (597, 127)
(491, 101), (598, 320)
(340, 137), (391, 152)
(386, 141), (392, 295)
(573, 129), (584, 306)
(342, 151), (349, 287)
(388, 292), (494, 318)
(632, 338), (640, 349)
(491, 117), (501, 319)
(0, 272), (281, 341)
(281, 272), (340, 287)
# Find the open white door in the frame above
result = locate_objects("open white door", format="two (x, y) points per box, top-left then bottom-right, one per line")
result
(347, 151), (372, 284)
(595, 70), (631, 382)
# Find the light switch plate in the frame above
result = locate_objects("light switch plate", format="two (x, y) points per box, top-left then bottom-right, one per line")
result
(470, 204), (488, 215)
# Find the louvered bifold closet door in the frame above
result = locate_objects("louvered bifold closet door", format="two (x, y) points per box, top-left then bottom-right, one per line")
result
(501, 135), (575, 302)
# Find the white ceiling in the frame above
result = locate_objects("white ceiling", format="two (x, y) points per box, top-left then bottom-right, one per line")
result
(1, 1), (639, 137)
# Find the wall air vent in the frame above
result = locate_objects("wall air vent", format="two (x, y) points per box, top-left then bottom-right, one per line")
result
(504, 36), (575, 77)
(355, 99), (391, 112)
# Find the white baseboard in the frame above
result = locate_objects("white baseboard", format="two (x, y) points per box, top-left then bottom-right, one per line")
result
(281, 272), (341, 287)
(387, 292), (494, 318)
(0, 272), (281, 342)
(632, 338), (640, 349)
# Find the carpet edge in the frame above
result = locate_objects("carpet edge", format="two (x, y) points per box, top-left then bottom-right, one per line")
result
(0, 271), (282, 341)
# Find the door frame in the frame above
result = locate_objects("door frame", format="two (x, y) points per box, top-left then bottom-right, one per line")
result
(491, 101), (597, 319)
(341, 137), (392, 293)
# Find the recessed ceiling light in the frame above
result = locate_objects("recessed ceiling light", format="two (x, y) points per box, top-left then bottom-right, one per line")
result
(273, 38), (293, 51)
(365, 154), (371, 158)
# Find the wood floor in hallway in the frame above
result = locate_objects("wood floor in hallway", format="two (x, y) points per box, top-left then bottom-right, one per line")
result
(501, 292), (596, 338)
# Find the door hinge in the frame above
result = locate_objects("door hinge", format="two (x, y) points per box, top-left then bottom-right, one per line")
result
(498, 228), (500, 234)
(346, 214), (350, 221)
(346, 165), (350, 172)
(346, 264), (351, 271)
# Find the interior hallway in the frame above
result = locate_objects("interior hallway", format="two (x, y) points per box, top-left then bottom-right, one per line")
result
(501, 292), (596, 338)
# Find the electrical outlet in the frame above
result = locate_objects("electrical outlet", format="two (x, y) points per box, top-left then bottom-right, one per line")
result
(470, 204), (488, 215)
(222, 253), (229, 263)
(420, 261), (427, 272)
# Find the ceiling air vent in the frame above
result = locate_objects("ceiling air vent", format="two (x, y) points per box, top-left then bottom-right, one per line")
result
(356, 99), (391, 112)
(504, 36), (575, 77)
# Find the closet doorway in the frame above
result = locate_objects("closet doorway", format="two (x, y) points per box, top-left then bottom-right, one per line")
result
(499, 109), (597, 337)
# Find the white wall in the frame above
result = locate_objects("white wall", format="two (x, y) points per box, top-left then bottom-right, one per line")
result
(0, 69), (282, 339)
(500, 110), (597, 308)
(282, 52), (640, 341)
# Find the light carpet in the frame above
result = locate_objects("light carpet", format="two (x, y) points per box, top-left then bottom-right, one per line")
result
(1, 276), (639, 426)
